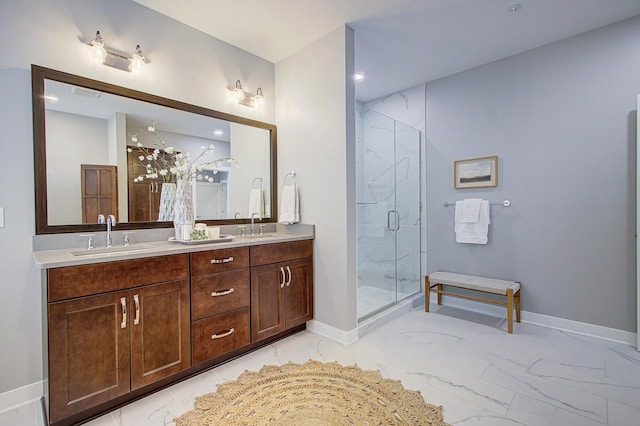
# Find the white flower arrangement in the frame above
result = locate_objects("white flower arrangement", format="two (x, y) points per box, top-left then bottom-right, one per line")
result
(128, 123), (238, 183)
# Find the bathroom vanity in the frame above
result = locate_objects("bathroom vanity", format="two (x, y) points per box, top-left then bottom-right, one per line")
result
(34, 233), (313, 426)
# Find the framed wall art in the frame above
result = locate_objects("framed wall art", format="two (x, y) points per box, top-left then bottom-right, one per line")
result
(454, 155), (498, 189)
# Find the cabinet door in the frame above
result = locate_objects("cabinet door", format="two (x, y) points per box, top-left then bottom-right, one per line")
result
(130, 280), (191, 390)
(48, 291), (130, 423)
(128, 180), (161, 222)
(284, 258), (314, 328)
(251, 264), (285, 342)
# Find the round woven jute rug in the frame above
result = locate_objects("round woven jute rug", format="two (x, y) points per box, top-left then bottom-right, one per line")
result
(174, 360), (450, 425)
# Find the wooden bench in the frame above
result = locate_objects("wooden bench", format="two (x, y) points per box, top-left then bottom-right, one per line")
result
(425, 272), (521, 333)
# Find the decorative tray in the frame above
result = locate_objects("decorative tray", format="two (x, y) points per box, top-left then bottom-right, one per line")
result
(168, 235), (234, 245)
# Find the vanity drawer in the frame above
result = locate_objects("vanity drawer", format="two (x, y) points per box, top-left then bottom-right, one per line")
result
(191, 247), (249, 276)
(191, 269), (250, 320)
(191, 307), (250, 364)
(48, 254), (189, 302)
(250, 240), (313, 266)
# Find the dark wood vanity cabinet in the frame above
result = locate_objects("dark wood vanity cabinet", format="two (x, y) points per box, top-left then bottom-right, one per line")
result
(42, 240), (313, 425)
(250, 240), (314, 342)
(190, 247), (251, 364)
(45, 255), (191, 424)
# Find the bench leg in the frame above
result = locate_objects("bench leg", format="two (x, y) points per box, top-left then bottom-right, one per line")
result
(437, 284), (442, 305)
(507, 288), (514, 333)
(515, 289), (521, 323)
(425, 276), (430, 312)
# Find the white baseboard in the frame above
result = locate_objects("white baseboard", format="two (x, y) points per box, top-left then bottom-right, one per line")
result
(0, 380), (43, 414)
(429, 293), (637, 346)
(307, 320), (359, 345)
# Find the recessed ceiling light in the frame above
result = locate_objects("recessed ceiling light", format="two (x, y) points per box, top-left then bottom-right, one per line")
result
(353, 72), (365, 82)
(214, 129), (224, 136)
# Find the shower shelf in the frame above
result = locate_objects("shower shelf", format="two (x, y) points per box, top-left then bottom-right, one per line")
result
(356, 201), (378, 205)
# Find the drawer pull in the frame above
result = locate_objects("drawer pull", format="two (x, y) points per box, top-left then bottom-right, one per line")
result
(286, 266), (292, 287)
(120, 297), (127, 329)
(211, 256), (234, 264)
(280, 266), (285, 288)
(211, 288), (235, 297)
(211, 328), (235, 339)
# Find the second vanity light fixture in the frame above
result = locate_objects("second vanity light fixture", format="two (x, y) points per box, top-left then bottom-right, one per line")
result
(88, 30), (147, 72)
(228, 80), (265, 107)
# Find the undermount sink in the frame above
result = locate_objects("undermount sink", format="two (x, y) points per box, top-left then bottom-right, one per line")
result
(70, 245), (155, 257)
(241, 233), (280, 240)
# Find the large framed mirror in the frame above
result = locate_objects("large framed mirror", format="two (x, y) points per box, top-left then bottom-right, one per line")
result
(32, 65), (277, 234)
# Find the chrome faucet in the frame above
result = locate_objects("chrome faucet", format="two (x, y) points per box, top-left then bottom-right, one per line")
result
(98, 214), (117, 247)
(250, 212), (262, 235)
(106, 215), (116, 247)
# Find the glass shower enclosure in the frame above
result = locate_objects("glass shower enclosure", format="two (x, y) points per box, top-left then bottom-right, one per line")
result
(356, 105), (422, 321)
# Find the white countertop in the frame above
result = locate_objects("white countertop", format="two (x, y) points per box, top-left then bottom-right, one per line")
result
(33, 231), (314, 269)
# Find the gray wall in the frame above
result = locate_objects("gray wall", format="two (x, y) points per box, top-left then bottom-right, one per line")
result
(276, 26), (358, 334)
(0, 0), (275, 394)
(426, 16), (640, 331)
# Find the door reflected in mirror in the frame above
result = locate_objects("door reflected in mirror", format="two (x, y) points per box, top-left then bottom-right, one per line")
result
(32, 66), (277, 234)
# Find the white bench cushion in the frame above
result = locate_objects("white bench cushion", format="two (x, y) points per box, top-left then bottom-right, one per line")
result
(428, 272), (520, 295)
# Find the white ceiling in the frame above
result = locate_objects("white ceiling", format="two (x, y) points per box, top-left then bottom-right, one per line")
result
(133, 0), (640, 101)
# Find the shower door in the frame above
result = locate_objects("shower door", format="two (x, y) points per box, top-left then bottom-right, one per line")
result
(356, 107), (421, 321)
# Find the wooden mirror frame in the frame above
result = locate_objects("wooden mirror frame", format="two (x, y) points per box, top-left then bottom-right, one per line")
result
(32, 65), (277, 234)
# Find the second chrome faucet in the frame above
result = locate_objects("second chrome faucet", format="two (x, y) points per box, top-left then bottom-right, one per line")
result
(98, 214), (117, 247)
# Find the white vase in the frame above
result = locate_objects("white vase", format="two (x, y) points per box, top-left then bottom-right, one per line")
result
(158, 182), (176, 221)
(173, 179), (194, 241)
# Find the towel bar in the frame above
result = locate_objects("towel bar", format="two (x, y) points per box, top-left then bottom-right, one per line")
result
(443, 199), (510, 207)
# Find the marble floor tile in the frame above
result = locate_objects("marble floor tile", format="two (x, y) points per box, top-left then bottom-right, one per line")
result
(3, 306), (639, 426)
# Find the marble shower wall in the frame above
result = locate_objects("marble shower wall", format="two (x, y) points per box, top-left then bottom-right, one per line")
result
(356, 101), (422, 303)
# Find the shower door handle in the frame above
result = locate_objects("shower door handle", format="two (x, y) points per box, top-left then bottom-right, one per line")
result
(387, 210), (400, 232)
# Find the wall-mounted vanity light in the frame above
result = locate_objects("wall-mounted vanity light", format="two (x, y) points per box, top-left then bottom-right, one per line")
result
(254, 87), (265, 106)
(87, 30), (147, 72)
(228, 80), (265, 107)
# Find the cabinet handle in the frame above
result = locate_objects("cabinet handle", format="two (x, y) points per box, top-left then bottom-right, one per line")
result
(286, 266), (292, 287)
(211, 288), (235, 297)
(133, 294), (140, 325)
(211, 328), (235, 339)
(120, 297), (127, 329)
(155, 182), (159, 193)
(280, 266), (285, 288)
(211, 256), (234, 264)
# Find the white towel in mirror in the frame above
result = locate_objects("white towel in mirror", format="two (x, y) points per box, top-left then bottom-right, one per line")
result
(249, 188), (264, 217)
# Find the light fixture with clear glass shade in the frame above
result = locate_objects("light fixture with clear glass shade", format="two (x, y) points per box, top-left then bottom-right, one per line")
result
(233, 80), (246, 101)
(85, 30), (147, 72)
(254, 87), (265, 106)
(130, 45), (146, 71)
(227, 80), (265, 107)
(90, 30), (106, 61)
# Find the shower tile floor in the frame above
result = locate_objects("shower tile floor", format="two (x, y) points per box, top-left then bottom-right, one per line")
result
(357, 284), (414, 319)
(3, 305), (640, 425)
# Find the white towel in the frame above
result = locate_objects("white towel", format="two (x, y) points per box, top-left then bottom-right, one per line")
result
(459, 198), (482, 223)
(249, 188), (264, 217)
(279, 183), (299, 224)
(455, 199), (490, 244)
